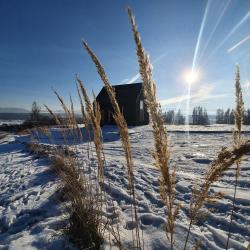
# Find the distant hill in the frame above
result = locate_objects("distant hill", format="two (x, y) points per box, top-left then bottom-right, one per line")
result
(0, 107), (29, 113)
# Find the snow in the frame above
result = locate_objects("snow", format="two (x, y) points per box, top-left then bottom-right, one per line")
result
(0, 120), (24, 126)
(0, 135), (73, 249)
(0, 125), (249, 249)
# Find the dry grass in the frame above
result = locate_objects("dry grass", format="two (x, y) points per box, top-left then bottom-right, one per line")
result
(76, 78), (92, 159)
(182, 139), (250, 249)
(70, 95), (83, 143)
(127, 7), (179, 249)
(44, 104), (68, 144)
(184, 66), (247, 249)
(76, 76), (105, 183)
(44, 83), (123, 249)
(43, 93), (106, 249)
(27, 8), (250, 250)
(190, 139), (250, 215)
(28, 132), (104, 250)
(82, 40), (142, 249)
(226, 65), (244, 249)
(51, 154), (103, 250)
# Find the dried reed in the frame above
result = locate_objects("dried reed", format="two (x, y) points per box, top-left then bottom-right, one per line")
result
(51, 154), (103, 249)
(44, 104), (68, 144)
(127, 7), (179, 249)
(183, 138), (250, 249)
(76, 76), (105, 183)
(76, 80), (92, 159)
(226, 65), (244, 249)
(69, 95), (83, 143)
(82, 40), (142, 249)
(44, 92), (105, 249)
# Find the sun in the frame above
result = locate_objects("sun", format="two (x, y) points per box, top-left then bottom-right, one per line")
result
(184, 70), (199, 85)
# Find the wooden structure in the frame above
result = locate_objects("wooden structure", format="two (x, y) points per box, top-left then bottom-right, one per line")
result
(96, 82), (149, 126)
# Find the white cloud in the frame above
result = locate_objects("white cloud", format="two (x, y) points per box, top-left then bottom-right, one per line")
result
(243, 81), (250, 88)
(159, 84), (228, 106)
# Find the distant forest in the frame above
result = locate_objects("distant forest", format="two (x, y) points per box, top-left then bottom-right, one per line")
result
(1, 104), (250, 126)
(163, 106), (250, 125)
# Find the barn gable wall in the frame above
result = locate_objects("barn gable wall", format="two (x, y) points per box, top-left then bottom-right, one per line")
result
(96, 82), (149, 126)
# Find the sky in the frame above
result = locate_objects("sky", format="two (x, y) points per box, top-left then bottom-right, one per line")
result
(0, 0), (250, 114)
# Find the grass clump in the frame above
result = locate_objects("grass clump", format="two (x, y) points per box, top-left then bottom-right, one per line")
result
(82, 40), (142, 249)
(28, 8), (250, 250)
(43, 92), (105, 249)
(76, 76), (105, 183)
(52, 155), (103, 250)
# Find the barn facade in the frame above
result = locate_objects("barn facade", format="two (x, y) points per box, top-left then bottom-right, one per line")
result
(96, 82), (149, 126)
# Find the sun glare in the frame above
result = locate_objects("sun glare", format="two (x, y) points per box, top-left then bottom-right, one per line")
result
(184, 70), (199, 85)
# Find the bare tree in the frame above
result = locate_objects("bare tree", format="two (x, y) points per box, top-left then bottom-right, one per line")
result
(30, 101), (41, 121)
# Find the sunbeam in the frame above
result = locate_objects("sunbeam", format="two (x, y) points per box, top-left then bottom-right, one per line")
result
(197, 0), (231, 66)
(125, 53), (166, 84)
(227, 35), (250, 53)
(192, 0), (211, 71)
(185, 0), (210, 136)
(201, 10), (250, 66)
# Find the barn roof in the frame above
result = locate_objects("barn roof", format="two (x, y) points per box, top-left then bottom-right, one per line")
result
(96, 82), (143, 104)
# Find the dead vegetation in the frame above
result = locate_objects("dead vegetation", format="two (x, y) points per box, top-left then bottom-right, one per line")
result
(82, 40), (142, 250)
(128, 7), (179, 250)
(183, 65), (248, 249)
(25, 7), (250, 250)
(52, 154), (103, 250)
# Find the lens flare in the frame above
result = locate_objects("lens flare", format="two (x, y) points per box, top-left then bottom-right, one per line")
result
(184, 70), (199, 85)
(197, 0), (231, 65)
(192, 0), (211, 70)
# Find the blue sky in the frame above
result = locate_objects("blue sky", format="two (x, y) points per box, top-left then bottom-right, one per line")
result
(0, 0), (249, 113)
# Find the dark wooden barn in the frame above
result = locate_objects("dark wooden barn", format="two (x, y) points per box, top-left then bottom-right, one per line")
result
(96, 82), (149, 126)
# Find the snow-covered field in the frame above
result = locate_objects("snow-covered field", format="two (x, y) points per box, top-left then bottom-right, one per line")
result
(0, 120), (24, 126)
(0, 125), (249, 249)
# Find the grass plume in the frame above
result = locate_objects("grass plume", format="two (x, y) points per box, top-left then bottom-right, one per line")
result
(82, 40), (142, 249)
(128, 7), (179, 249)
(76, 76), (105, 183)
(184, 67), (247, 249)
(52, 154), (104, 250)
(226, 65), (244, 249)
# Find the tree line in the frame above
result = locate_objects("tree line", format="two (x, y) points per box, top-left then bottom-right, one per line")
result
(30, 101), (250, 126)
(192, 106), (209, 125)
(162, 109), (185, 124)
(163, 106), (250, 125)
(163, 106), (210, 125)
(216, 108), (250, 125)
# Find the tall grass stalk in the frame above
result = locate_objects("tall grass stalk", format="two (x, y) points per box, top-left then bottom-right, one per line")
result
(52, 154), (104, 249)
(76, 80), (92, 159)
(225, 65), (244, 249)
(127, 7), (179, 249)
(183, 66), (246, 249)
(70, 95), (83, 143)
(184, 66), (246, 250)
(52, 90), (78, 142)
(43, 104), (68, 144)
(183, 138), (250, 249)
(53, 89), (73, 126)
(76, 76), (105, 183)
(76, 77), (122, 248)
(82, 40), (142, 249)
